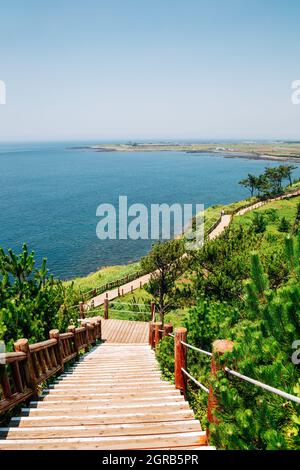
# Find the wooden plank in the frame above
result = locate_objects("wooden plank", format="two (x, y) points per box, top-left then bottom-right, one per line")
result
(40, 389), (181, 400)
(59, 371), (161, 377)
(1, 337), (206, 450)
(10, 409), (195, 427)
(0, 431), (206, 450)
(21, 402), (190, 416)
(48, 383), (172, 391)
(0, 420), (201, 439)
(30, 396), (185, 407)
(49, 379), (169, 385)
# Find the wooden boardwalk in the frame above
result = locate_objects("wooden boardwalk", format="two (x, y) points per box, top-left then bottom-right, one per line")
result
(0, 340), (211, 450)
(101, 319), (149, 343)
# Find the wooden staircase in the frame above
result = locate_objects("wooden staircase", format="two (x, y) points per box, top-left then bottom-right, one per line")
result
(0, 342), (213, 450)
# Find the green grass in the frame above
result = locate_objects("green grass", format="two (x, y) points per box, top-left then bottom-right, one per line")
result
(64, 262), (140, 293)
(231, 195), (300, 234)
(87, 286), (188, 327)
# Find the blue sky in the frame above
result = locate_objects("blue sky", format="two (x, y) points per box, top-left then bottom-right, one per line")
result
(0, 0), (300, 141)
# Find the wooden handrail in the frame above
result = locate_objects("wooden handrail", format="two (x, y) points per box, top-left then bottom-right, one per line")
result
(0, 316), (102, 415)
(0, 351), (26, 364)
(29, 339), (57, 353)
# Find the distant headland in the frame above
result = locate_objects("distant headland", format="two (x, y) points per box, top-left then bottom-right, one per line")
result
(70, 142), (300, 162)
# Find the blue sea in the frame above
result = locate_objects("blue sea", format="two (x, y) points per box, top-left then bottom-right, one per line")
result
(0, 142), (299, 279)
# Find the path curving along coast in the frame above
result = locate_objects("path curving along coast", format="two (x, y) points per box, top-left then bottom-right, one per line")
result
(87, 188), (300, 309)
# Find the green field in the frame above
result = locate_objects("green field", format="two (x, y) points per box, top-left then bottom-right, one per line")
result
(231, 195), (300, 234)
(64, 262), (140, 293)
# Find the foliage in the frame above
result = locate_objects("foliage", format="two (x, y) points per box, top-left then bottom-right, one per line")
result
(252, 212), (267, 233)
(156, 215), (300, 449)
(209, 238), (300, 449)
(278, 216), (290, 233)
(239, 165), (297, 198)
(141, 239), (187, 324)
(0, 244), (78, 350)
(63, 262), (140, 296)
(189, 224), (287, 300)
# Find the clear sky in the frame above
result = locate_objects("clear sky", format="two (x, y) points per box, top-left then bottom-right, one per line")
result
(1, 0), (300, 142)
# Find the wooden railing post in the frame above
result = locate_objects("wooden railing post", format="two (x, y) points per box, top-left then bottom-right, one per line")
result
(174, 327), (187, 397)
(164, 323), (173, 337)
(207, 339), (234, 434)
(49, 329), (64, 370)
(79, 301), (85, 319)
(67, 326), (79, 358)
(148, 322), (155, 349)
(0, 365), (12, 399)
(90, 323), (96, 345)
(104, 298), (109, 320)
(82, 321), (91, 352)
(153, 322), (162, 350)
(14, 339), (38, 399)
(95, 316), (102, 341)
(151, 302), (156, 322)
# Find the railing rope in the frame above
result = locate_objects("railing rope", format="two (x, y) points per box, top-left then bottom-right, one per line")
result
(180, 340), (212, 357)
(181, 368), (209, 394)
(225, 367), (300, 405)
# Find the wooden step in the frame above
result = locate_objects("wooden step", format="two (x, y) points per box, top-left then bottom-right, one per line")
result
(11, 409), (195, 427)
(31, 396), (185, 407)
(61, 370), (161, 377)
(0, 419), (201, 439)
(47, 383), (172, 391)
(21, 402), (190, 417)
(0, 339), (206, 450)
(50, 381), (166, 388)
(40, 389), (181, 400)
(0, 431), (207, 450)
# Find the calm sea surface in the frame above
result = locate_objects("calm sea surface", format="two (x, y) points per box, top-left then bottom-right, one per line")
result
(1, 142), (299, 279)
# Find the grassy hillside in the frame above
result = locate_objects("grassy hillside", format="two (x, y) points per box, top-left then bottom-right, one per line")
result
(232, 195), (300, 234)
(64, 262), (140, 293)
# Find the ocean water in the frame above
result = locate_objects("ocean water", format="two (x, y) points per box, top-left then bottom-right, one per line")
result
(0, 142), (299, 279)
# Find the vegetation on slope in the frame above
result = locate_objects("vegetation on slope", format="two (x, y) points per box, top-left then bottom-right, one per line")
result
(156, 194), (300, 449)
(63, 262), (140, 295)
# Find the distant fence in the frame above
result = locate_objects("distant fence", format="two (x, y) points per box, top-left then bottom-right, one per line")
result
(79, 269), (147, 303)
(83, 300), (154, 323)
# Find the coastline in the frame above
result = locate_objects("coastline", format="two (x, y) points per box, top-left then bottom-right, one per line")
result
(69, 143), (300, 163)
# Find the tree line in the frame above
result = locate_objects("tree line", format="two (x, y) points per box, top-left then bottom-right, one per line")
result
(239, 164), (297, 198)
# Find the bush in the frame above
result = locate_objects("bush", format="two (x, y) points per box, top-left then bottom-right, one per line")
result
(278, 217), (290, 233)
(0, 244), (78, 350)
(252, 212), (267, 234)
